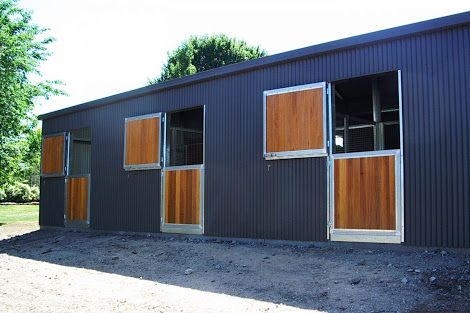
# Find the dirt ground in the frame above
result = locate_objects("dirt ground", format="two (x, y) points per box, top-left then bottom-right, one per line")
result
(0, 223), (469, 313)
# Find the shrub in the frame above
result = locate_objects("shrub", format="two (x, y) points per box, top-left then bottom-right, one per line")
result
(30, 186), (40, 202)
(5, 182), (35, 203)
(0, 188), (6, 201)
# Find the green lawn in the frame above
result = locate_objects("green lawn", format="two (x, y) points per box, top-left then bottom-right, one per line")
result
(0, 204), (39, 225)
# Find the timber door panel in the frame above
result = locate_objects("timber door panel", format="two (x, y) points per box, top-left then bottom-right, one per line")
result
(334, 156), (396, 230)
(124, 113), (161, 170)
(329, 151), (402, 243)
(164, 169), (200, 224)
(161, 166), (203, 234)
(41, 133), (66, 177)
(263, 82), (327, 159)
(66, 176), (89, 225)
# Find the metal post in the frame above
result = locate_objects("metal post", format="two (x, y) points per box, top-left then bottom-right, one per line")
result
(343, 116), (350, 153)
(330, 84), (336, 155)
(372, 78), (384, 150)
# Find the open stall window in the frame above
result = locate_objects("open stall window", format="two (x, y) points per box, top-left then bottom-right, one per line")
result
(124, 113), (161, 170)
(332, 72), (400, 154)
(41, 132), (67, 177)
(164, 107), (204, 167)
(263, 82), (327, 160)
(68, 128), (91, 176)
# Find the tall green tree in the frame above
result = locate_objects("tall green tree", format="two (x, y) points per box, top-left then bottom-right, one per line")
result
(149, 34), (267, 84)
(0, 0), (64, 186)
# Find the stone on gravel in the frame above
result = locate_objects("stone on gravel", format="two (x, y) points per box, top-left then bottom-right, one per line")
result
(357, 259), (366, 266)
(350, 278), (361, 285)
(401, 278), (408, 284)
(414, 269), (421, 273)
(184, 268), (193, 275)
(429, 276), (436, 283)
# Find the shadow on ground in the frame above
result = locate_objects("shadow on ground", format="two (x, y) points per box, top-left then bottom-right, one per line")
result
(1, 228), (469, 312)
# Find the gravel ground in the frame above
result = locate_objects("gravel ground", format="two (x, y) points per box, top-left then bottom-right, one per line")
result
(0, 223), (469, 313)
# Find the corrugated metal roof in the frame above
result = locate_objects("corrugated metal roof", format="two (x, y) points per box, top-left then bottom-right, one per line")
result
(38, 11), (470, 120)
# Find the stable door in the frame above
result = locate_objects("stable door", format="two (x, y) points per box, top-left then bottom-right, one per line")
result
(328, 71), (403, 243)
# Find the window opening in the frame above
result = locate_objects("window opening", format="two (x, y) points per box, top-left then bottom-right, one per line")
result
(333, 72), (400, 154)
(165, 107), (203, 167)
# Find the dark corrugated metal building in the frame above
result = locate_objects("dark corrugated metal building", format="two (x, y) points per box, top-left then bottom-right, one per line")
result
(38, 12), (470, 248)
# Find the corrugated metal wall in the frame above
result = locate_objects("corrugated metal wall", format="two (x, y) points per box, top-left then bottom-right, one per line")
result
(41, 23), (470, 247)
(39, 177), (65, 227)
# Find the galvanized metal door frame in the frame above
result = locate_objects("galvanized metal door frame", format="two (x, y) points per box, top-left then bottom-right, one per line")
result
(160, 105), (205, 235)
(326, 70), (405, 244)
(123, 112), (162, 171)
(329, 150), (402, 243)
(263, 82), (328, 160)
(40, 132), (69, 178)
(64, 130), (92, 228)
(160, 164), (204, 235)
(64, 173), (91, 228)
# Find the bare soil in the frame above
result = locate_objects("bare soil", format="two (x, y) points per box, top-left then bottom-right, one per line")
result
(0, 223), (469, 312)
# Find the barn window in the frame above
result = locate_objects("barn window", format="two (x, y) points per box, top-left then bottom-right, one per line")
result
(165, 107), (204, 167)
(68, 127), (91, 175)
(41, 133), (67, 177)
(332, 72), (400, 154)
(124, 113), (161, 170)
(263, 82), (327, 160)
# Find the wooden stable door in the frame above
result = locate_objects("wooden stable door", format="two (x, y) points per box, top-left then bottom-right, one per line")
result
(41, 134), (66, 176)
(266, 87), (324, 152)
(66, 176), (89, 223)
(263, 82), (327, 160)
(334, 155), (396, 230)
(164, 168), (201, 225)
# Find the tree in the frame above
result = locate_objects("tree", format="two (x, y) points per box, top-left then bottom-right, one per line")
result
(149, 34), (267, 84)
(19, 127), (41, 186)
(0, 0), (64, 186)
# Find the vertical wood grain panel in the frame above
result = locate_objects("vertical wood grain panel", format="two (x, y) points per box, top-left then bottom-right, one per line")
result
(125, 116), (160, 165)
(334, 156), (396, 230)
(67, 177), (88, 221)
(164, 169), (200, 224)
(41, 135), (65, 175)
(266, 87), (324, 153)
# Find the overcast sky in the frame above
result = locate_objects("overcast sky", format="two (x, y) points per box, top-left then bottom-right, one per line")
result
(19, 0), (470, 116)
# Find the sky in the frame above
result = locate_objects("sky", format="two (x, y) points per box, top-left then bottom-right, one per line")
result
(19, 0), (470, 116)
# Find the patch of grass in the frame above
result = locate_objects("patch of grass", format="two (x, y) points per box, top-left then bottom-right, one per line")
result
(0, 204), (39, 225)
